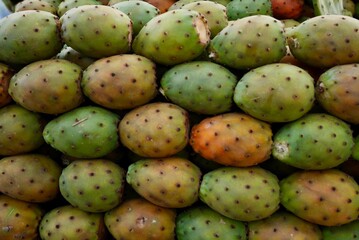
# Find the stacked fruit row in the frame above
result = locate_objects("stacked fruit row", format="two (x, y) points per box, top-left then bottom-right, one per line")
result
(0, 0), (358, 239)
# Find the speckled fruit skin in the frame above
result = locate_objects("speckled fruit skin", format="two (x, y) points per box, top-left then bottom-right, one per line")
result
(39, 205), (107, 240)
(104, 198), (177, 240)
(280, 169), (359, 226)
(59, 159), (126, 213)
(272, 113), (354, 170)
(0, 63), (14, 108)
(119, 102), (190, 158)
(190, 112), (273, 167)
(321, 220), (359, 240)
(126, 157), (202, 208)
(199, 166), (280, 221)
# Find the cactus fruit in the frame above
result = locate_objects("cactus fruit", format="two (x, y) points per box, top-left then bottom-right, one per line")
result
(160, 61), (238, 115)
(322, 220), (359, 240)
(60, 5), (132, 58)
(119, 102), (190, 158)
(126, 157), (202, 208)
(190, 113), (273, 167)
(112, 0), (160, 37)
(59, 159), (126, 212)
(271, 0), (304, 19)
(43, 105), (120, 159)
(199, 166), (280, 221)
(104, 197), (177, 240)
(14, 0), (57, 14)
(82, 54), (158, 110)
(272, 113), (354, 170)
(181, 1), (228, 38)
(0, 63), (14, 108)
(39, 205), (108, 240)
(280, 169), (359, 226)
(233, 63), (315, 123)
(286, 15), (359, 68)
(0, 10), (62, 65)
(132, 9), (211, 66)
(247, 210), (322, 240)
(176, 205), (247, 240)
(226, 0), (273, 20)
(9, 59), (84, 115)
(57, 0), (102, 17)
(208, 14), (287, 70)
(0, 104), (46, 156)
(353, 135), (359, 161)
(0, 194), (44, 240)
(56, 44), (96, 70)
(315, 63), (359, 124)
(0, 154), (61, 203)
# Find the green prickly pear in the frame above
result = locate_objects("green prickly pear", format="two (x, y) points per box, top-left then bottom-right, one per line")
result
(132, 9), (211, 65)
(82, 54), (158, 110)
(126, 157), (202, 208)
(56, 44), (96, 70)
(176, 205), (247, 240)
(280, 169), (359, 226)
(57, 0), (102, 17)
(226, 0), (272, 20)
(0, 194), (44, 240)
(14, 0), (57, 14)
(0, 104), (46, 156)
(286, 15), (359, 68)
(352, 135), (359, 161)
(39, 205), (108, 240)
(43, 105), (120, 159)
(248, 210), (323, 240)
(105, 197), (176, 240)
(160, 61), (238, 115)
(199, 166), (281, 221)
(0, 154), (61, 203)
(315, 63), (359, 124)
(0, 10), (63, 65)
(60, 5), (132, 58)
(322, 220), (359, 240)
(233, 63), (315, 123)
(59, 159), (126, 213)
(119, 102), (190, 158)
(208, 14), (287, 70)
(9, 59), (84, 115)
(272, 113), (354, 170)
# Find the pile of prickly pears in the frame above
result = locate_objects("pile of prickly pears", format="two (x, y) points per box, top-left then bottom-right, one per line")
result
(1, 0), (359, 239)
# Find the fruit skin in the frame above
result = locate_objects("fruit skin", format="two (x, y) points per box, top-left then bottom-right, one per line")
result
(271, 0), (304, 19)
(132, 9), (211, 66)
(199, 166), (280, 221)
(315, 63), (359, 124)
(280, 169), (359, 226)
(59, 159), (126, 213)
(126, 157), (202, 208)
(112, 0), (160, 37)
(0, 194), (44, 240)
(56, 44), (96, 70)
(60, 5), (132, 58)
(14, 0), (57, 14)
(0, 154), (61, 203)
(233, 63), (315, 123)
(9, 59), (84, 115)
(248, 210), (322, 240)
(0, 63), (14, 107)
(119, 102), (190, 158)
(286, 15), (359, 68)
(0, 10), (62, 65)
(181, 0), (228, 38)
(57, 0), (102, 17)
(160, 61), (238, 115)
(226, 0), (273, 20)
(321, 220), (359, 240)
(272, 113), (354, 170)
(176, 205), (247, 240)
(39, 205), (108, 240)
(190, 112), (273, 167)
(104, 197), (177, 240)
(0, 104), (46, 156)
(208, 14), (287, 70)
(353, 135), (359, 161)
(43, 105), (120, 159)
(81, 54), (158, 110)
